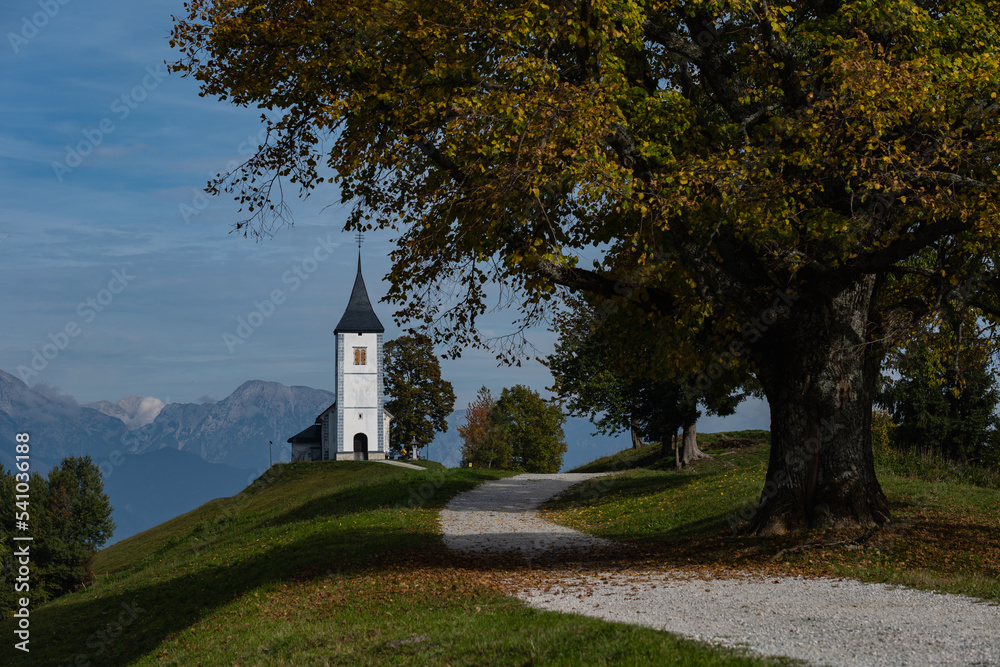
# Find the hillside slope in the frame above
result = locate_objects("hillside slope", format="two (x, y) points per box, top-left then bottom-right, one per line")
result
(5, 461), (772, 666)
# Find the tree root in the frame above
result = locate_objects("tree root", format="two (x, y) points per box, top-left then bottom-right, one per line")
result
(769, 527), (882, 563)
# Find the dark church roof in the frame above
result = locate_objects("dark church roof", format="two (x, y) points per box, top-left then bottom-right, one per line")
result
(334, 254), (385, 334)
(287, 424), (321, 444)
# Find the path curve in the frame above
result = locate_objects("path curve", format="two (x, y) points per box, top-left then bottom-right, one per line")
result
(439, 473), (616, 558)
(440, 473), (1000, 667)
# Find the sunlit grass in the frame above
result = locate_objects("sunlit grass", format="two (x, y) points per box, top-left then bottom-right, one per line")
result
(546, 435), (1000, 600)
(4, 460), (781, 666)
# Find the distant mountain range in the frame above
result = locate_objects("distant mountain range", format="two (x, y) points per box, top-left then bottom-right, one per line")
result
(0, 372), (335, 543)
(0, 370), (630, 543)
(0, 369), (128, 468)
(127, 380), (335, 469)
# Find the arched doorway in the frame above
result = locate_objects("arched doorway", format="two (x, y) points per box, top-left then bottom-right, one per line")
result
(353, 433), (368, 460)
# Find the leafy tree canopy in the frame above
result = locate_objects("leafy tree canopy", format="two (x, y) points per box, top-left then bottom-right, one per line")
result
(1, 456), (115, 616)
(459, 386), (507, 467)
(384, 334), (456, 456)
(171, 1), (1000, 533)
(460, 385), (567, 472)
(547, 295), (750, 443)
(879, 311), (1000, 464)
(493, 384), (568, 473)
(38, 456), (115, 599)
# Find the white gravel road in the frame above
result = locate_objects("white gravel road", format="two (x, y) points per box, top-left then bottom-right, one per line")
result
(439, 473), (616, 559)
(439, 473), (1000, 667)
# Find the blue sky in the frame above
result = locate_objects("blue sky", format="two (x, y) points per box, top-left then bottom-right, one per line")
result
(0, 0), (768, 437)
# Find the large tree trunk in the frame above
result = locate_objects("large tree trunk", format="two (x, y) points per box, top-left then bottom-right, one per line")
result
(747, 275), (891, 535)
(630, 419), (645, 449)
(678, 421), (709, 466)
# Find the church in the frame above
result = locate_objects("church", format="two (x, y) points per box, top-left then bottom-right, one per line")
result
(287, 253), (392, 461)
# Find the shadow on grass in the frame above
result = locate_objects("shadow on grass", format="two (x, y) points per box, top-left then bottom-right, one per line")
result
(268, 469), (492, 527)
(549, 468), (722, 510)
(7, 468), (510, 667)
(21, 453), (993, 666)
(20, 523), (436, 667)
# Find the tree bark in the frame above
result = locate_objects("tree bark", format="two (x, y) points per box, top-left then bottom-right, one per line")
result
(678, 421), (709, 466)
(630, 419), (645, 449)
(747, 275), (892, 535)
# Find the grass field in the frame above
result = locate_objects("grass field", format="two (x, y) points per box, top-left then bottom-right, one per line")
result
(3, 459), (787, 666)
(9, 433), (994, 665)
(546, 433), (1000, 600)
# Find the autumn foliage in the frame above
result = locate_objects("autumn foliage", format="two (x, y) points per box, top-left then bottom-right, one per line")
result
(171, 1), (1000, 533)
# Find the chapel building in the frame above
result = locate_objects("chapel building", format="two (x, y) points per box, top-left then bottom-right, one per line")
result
(288, 254), (391, 461)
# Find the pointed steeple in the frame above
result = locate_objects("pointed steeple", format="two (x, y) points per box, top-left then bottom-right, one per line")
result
(334, 253), (385, 334)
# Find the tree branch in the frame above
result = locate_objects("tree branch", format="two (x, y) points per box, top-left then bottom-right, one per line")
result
(906, 171), (992, 191)
(642, 20), (703, 61)
(854, 218), (974, 273)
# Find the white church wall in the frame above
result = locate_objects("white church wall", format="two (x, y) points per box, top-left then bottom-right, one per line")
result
(341, 333), (377, 372)
(344, 375), (378, 407)
(344, 408), (379, 447)
(338, 331), (383, 458)
(341, 334), (379, 406)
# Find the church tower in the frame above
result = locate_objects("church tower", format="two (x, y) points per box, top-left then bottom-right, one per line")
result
(331, 253), (389, 460)
(287, 248), (392, 462)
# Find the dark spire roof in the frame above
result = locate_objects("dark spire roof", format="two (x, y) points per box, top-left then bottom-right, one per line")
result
(334, 253), (385, 334)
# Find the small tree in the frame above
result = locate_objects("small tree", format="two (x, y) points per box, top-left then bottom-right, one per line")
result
(879, 315), (1000, 464)
(490, 385), (567, 473)
(459, 387), (503, 467)
(383, 334), (456, 458)
(547, 297), (748, 466)
(36, 456), (115, 598)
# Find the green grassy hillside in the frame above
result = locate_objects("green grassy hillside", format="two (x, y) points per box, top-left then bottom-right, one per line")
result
(546, 433), (1000, 600)
(4, 460), (781, 666)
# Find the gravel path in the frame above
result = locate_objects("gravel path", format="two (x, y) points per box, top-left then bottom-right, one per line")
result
(377, 459), (426, 470)
(440, 473), (1000, 667)
(439, 473), (616, 559)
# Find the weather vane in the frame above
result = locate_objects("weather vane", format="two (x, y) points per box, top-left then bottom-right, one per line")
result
(355, 230), (365, 250)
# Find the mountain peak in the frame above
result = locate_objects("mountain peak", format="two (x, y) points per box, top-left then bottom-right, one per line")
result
(85, 395), (166, 430)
